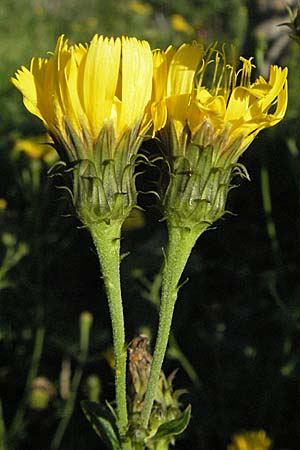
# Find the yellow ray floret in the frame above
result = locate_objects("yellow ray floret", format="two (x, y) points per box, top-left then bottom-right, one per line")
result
(227, 430), (272, 450)
(151, 42), (204, 136)
(11, 34), (153, 143)
(188, 52), (288, 155)
(153, 44), (288, 157)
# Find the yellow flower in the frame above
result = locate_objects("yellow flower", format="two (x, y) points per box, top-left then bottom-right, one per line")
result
(129, 0), (152, 15)
(12, 34), (153, 224)
(188, 50), (288, 158)
(0, 199), (7, 211)
(12, 34), (153, 150)
(171, 14), (194, 34)
(154, 45), (287, 159)
(14, 135), (57, 163)
(153, 44), (288, 232)
(227, 430), (272, 450)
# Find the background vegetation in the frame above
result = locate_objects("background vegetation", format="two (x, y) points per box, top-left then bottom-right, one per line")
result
(0, 0), (299, 449)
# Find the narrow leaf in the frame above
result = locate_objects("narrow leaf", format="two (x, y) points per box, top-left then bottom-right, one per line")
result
(150, 405), (191, 442)
(81, 400), (121, 450)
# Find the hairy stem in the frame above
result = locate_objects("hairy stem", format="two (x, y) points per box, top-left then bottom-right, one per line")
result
(89, 221), (130, 447)
(140, 225), (199, 429)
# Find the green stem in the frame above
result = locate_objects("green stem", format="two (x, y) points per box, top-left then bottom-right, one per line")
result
(89, 220), (129, 447)
(50, 366), (83, 450)
(260, 166), (281, 265)
(137, 269), (200, 388)
(0, 399), (7, 450)
(50, 312), (93, 450)
(8, 327), (45, 444)
(167, 334), (202, 389)
(140, 225), (200, 429)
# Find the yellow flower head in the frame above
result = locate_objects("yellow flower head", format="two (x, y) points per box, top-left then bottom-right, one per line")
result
(11, 34), (153, 147)
(0, 199), (7, 211)
(171, 14), (194, 34)
(227, 430), (272, 450)
(12, 34), (154, 224)
(154, 44), (287, 233)
(14, 135), (57, 163)
(129, 0), (152, 15)
(153, 44), (287, 160)
(188, 47), (288, 157)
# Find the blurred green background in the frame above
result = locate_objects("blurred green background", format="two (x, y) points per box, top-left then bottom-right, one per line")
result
(0, 0), (300, 449)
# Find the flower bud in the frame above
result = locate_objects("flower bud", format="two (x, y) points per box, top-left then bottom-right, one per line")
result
(79, 310), (93, 355)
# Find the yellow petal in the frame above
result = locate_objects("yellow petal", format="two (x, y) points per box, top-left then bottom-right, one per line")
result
(62, 48), (86, 133)
(11, 66), (42, 120)
(118, 37), (152, 134)
(150, 50), (169, 132)
(167, 42), (203, 115)
(196, 89), (226, 124)
(258, 65), (288, 112)
(79, 35), (121, 137)
(52, 35), (71, 133)
(165, 42), (204, 138)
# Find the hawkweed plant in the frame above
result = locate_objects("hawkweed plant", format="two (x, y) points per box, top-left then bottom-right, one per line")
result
(140, 43), (288, 430)
(12, 35), (288, 450)
(12, 34), (153, 449)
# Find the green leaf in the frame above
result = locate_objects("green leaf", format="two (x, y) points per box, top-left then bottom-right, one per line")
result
(81, 400), (121, 450)
(149, 405), (191, 442)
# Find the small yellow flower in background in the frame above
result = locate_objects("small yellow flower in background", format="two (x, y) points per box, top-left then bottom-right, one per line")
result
(227, 430), (272, 450)
(171, 14), (194, 34)
(12, 34), (153, 224)
(14, 135), (57, 164)
(129, 0), (152, 15)
(71, 23), (82, 32)
(0, 199), (7, 211)
(85, 17), (98, 29)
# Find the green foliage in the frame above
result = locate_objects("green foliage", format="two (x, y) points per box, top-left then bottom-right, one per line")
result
(81, 401), (121, 450)
(0, 232), (28, 290)
(148, 404), (191, 443)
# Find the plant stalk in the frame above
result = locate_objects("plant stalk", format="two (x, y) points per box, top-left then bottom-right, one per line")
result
(140, 225), (199, 429)
(50, 366), (84, 450)
(8, 327), (45, 445)
(89, 220), (130, 448)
